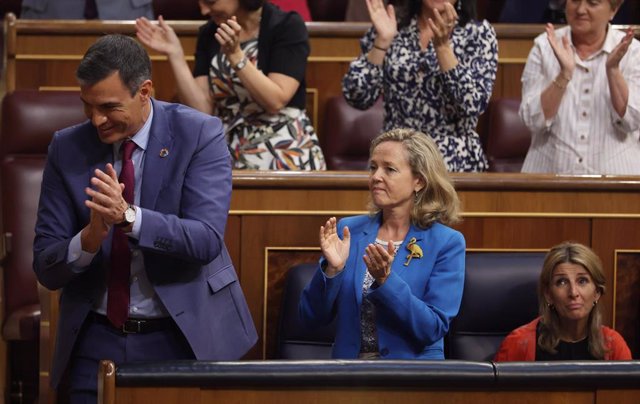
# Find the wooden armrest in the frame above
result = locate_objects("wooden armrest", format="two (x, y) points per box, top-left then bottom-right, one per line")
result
(38, 283), (59, 404)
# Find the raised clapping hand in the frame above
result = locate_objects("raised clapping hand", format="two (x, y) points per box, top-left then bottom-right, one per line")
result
(546, 23), (575, 80)
(425, 2), (458, 48)
(135, 16), (184, 59)
(215, 16), (243, 58)
(363, 241), (395, 286)
(366, 0), (397, 49)
(80, 164), (127, 252)
(607, 28), (634, 71)
(319, 217), (351, 276)
(84, 163), (128, 226)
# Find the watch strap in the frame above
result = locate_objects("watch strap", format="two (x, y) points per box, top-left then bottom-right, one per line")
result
(232, 56), (248, 72)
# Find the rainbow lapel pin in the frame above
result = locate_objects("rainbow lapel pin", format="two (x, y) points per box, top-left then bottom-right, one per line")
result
(404, 237), (423, 266)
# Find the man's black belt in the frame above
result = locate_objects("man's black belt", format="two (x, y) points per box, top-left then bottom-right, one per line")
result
(89, 312), (175, 334)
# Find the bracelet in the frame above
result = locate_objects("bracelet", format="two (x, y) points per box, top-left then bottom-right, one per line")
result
(372, 44), (388, 52)
(551, 74), (571, 90)
(551, 78), (568, 89)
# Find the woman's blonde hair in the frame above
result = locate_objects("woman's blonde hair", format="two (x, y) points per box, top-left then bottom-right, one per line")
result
(537, 242), (607, 358)
(367, 128), (461, 228)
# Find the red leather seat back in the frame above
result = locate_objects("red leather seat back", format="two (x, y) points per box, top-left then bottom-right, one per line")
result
(1, 90), (86, 340)
(152, 0), (202, 20)
(308, 0), (347, 21)
(485, 98), (531, 173)
(321, 96), (383, 170)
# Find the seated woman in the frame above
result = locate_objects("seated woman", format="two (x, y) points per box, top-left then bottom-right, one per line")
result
(495, 242), (631, 361)
(520, 0), (640, 174)
(299, 128), (465, 359)
(135, 0), (325, 170)
(342, 0), (498, 172)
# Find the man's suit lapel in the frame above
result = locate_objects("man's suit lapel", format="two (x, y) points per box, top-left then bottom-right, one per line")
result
(141, 100), (174, 209)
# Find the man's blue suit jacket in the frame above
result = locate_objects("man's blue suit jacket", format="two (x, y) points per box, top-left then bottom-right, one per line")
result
(300, 214), (465, 359)
(33, 99), (257, 388)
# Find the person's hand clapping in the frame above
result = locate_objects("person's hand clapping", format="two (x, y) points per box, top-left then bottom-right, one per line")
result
(84, 163), (128, 226)
(215, 16), (245, 65)
(607, 27), (633, 71)
(426, 2), (458, 48)
(135, 16), (184, 59)
(320, 217), (351, 276)
(363, 240), (395, 286)
(546, 23), (575, 82)
(366, 0), (397, 50)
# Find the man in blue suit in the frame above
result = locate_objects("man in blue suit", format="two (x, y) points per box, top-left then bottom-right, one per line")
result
(33, 34), (257, 403)
(21, 0), (154, 19)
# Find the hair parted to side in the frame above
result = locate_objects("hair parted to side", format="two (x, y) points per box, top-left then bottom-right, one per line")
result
(368, 128), (461, 228)
(76, 34), (151, 96)
(391, 0), (477, 29)
(537, 242), (607, 358)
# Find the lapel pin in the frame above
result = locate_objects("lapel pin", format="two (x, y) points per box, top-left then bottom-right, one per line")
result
(159, 148), (169, 158)
(404, 237), (423, 266)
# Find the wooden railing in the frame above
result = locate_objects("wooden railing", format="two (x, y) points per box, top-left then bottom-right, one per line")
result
(97, 359), (640, 404)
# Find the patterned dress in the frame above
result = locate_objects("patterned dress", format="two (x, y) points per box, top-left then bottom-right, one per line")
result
(343, 19), (498, 172)
(359, 239), (402, 357)
(209, 39), (326, 170)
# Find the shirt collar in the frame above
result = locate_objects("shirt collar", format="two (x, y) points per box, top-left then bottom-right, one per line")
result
(568, 24), (618, 58)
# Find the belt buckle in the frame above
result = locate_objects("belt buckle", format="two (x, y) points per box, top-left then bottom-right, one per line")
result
(122, 319), (145, 334)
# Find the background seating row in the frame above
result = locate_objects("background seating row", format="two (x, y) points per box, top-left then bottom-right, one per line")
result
(276, 252), (544, 361)
(321, 95), (530, 171)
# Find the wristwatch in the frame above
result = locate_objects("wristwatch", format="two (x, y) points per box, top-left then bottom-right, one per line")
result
(116, 204), (136, 227)
(232, 56), (248, 72)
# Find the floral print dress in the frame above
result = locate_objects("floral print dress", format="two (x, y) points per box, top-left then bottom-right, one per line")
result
(343, 19), (498, 172)
(209, 38), (326, 170)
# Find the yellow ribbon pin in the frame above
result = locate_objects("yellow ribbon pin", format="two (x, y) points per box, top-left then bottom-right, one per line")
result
(404, 237), (423, 266)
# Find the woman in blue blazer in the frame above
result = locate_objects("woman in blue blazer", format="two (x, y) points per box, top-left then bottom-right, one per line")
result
(300, 128), (465, 359)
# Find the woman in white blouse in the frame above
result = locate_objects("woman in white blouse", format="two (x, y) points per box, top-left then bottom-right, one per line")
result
(520, 0), (640, 175)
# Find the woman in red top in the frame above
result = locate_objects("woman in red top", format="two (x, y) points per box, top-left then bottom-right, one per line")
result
(495, 242), (631, 361)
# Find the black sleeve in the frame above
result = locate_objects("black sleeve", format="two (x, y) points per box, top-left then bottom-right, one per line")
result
(266, 12), (309, 82)
(193, 22), (218, 78)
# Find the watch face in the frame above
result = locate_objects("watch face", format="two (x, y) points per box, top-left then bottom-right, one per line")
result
(124, 206), (136, 223)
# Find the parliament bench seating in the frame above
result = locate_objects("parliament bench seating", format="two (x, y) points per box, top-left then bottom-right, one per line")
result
(320, 95), (531, 172)
(0, 89), (86, 403)
(276, 251), (546, 361)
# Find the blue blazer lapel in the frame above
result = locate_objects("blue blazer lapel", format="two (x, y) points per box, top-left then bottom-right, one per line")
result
(354, 216), (380, 306)
(141, 99), (175, 209)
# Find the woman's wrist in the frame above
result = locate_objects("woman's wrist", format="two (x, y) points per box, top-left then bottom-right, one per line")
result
(552, 72), (572, 90)
(227, 50), (245, 68)
(372, 43), (389, 52)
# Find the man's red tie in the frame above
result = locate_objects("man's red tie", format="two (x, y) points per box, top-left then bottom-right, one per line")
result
(107, 140), (136, 328)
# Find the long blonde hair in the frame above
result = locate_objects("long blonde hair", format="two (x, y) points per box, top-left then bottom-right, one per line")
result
(537, 242), (607, 358)
(368, 128), (461, 228)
